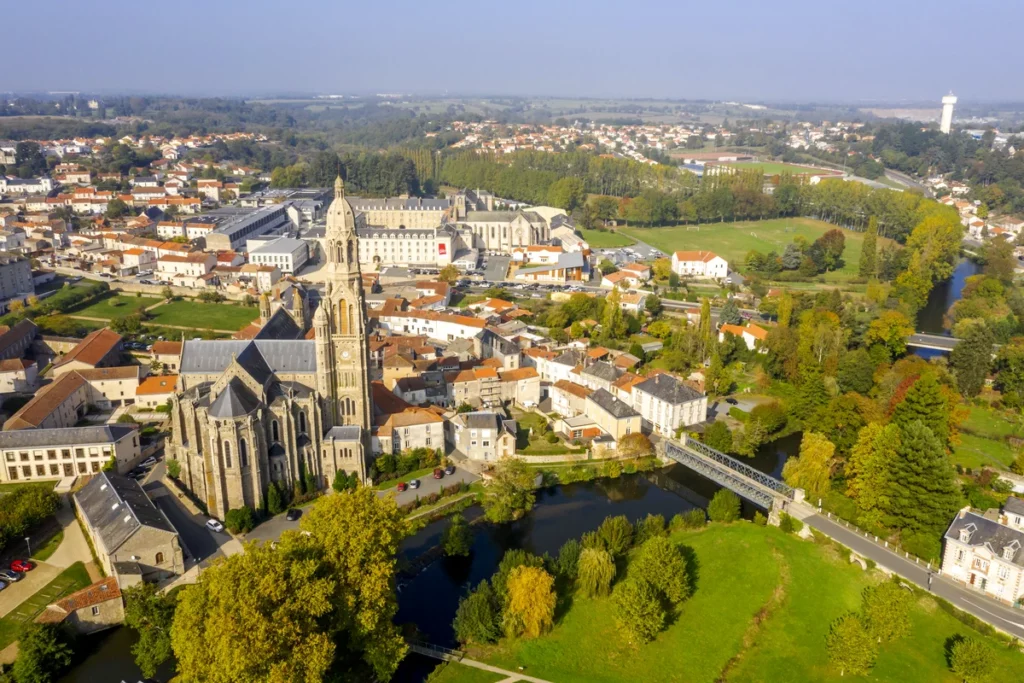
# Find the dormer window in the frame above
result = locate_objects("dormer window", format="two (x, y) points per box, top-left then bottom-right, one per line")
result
(959, 523), (977, 544)
(1004, 541), (1020, 561)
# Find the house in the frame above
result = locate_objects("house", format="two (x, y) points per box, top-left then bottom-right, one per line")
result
(618, 291), (647, 314)
(941, 501), (1024, 606)
(0, 358), (37, 393)
(513, 251), (586, 284)
(75, 472), (183, 580)
(718, 323), (769, 351)
(620, 262), (651, 281)
(375, 406), (445, 455)
(601, 270), (644, 289)
(53, 328), (123, 377)
(35, 577), (123, 634)
(0, 425), (141, 482)
(0, 319), (37, 360)
(671, 250), (728, 279)
(551, 379), (591, 418)
(450, 411), (517, 462)
(585, 388), (642, 442)
(631, 373), (708, 437)
(136, 375), (178, 409)
(151, 341), (182, 372)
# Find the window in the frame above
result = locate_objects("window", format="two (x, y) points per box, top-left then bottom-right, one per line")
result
(998, 565), (1010, 580)
(224, 442), (232, 468)
(956, 549), (965, 563)
(272, 420), (280, 442)
(91, 606), (100, 616)
(299, 411), (307, 434)
(155, 552), (164, 565)
(239, 439), (248, 468)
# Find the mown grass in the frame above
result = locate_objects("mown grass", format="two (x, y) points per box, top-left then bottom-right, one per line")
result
(952, 404), (1021, 470)
(579, 229), (636, 248)
(148, 300), (258, 330)
(70, 293), (162, 320)
(427, 662), (507, 683)
(0, 561), (92, 649)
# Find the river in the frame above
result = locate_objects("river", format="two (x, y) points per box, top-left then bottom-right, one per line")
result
(60, 434), (801, 683)
(916, 257), (981, 336)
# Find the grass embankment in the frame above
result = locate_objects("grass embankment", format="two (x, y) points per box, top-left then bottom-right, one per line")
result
(427, 662), (507, 683)
(620, 217), (887, 285)
(30, 529), (64, 562)
(467, 524), (1024, 683)
(721, 161), (832, 176)
(70, 292), (162, 319)
(952, 404), (1021, 471)
(578, 229), (636, 248)
(0, 561), (91, 649)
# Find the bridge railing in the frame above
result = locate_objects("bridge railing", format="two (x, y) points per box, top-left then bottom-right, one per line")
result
(681, 436), (795, 499)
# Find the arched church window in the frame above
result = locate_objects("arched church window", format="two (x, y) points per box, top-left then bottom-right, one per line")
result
(347, 240), (354, 263)
(155, 552), (164, 565)
(224, 441), (232, 468)
(299, 411), (307, 434)
(240, 439), (248, 468)
(272, 421), (279, 442)
(348, 305), (355, 330)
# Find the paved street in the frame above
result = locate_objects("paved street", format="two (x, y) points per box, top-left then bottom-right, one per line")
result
(804, 513), (1024, 640)
(376, 467), (479, 507)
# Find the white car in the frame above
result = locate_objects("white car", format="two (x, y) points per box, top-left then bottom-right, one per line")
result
(206, 519), (225, 533)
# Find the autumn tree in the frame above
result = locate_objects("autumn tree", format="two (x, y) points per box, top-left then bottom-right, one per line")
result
(504, 565), (556, 638)
(865, 310), (914, 362)
(437, 264), (460, 285)
(826, 613), (877, 677)
(484, 457), (536, 523)
(861, 581), (912, 643)
(630, 536), (689, 605)
(614, 578), (666, 644)
(123, 582), (176, 677)
(846, 423), (900, 528)
(782, 431), (835, 500)
(577, 547), (616, 597)
(617, 432), (653, 459)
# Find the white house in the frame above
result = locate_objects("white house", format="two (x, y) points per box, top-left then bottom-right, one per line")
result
(671, 250), (728, 279)
(631, 373), (708, 437)
(941, 500), (1024, 606)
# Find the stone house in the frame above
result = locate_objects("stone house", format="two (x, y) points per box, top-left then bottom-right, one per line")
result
(36, 577), (124, 634)
(941, 500), (1024, 606)
(450, 411), (516, 462)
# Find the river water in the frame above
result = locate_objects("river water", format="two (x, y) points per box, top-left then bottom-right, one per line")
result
(61, 435), (801, 683)
(916, 257), (981, 335)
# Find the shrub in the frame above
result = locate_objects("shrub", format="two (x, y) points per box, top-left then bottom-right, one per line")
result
(707, 490), (741, 523)
(545, 432), (559, 444)
(634, 513), (667, 544)
(442, 513), (472, 557)
(728, 406), (748, 422)
(600, 459), (622, 479)
(165, 459), (181, 479)
(948, 636), (992, 683)
(597, 515), (634, 557)
(901, 531), (942, 562)
(224, 506), (257, 534)
(630, 536), (689, 605)
(753, 511), (767, 526)
(778, 512), (803, 534)
(453, 581), (500, 644)
(681, 508), (707, 529)
(669, 513), (686, 531)
(266, 482), (285, 516)
(750, 400), (787, 433)
(614, 578), (666, 644)
(555, 538), (582, 580)
(577, 547), (616, 597)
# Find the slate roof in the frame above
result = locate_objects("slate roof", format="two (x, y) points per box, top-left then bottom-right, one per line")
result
(74, 472), (176, 557)
(325, 425), (362, 441)
(582, 360), (622, 384)
(208, 379), (262, 418)
(0, 424), (135, 449)
(0, 319), (37, 357)
(1004, 497), (1024, 517)
(945, 509), (1024, 568)
(179, 340), (316, 375)
(633, 373), (704, 404)
(588, 388), (639, 419)
(552, 349), (584, 367)
(253, 307), (302, 341)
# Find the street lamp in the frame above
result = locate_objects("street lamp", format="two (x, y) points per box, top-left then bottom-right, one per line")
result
(24, 536), (31, 557)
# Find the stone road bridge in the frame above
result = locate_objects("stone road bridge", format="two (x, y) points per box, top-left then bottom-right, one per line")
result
(661, 436), (805, 521)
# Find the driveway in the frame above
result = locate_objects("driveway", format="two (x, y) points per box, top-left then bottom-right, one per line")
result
(0, 563), (60, 619)
(376, 468), (479, 507)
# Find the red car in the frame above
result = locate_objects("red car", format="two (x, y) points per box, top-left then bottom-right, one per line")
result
(433, 468), (444, 479)
(11, 559), (34, 573)
(396, 482), (408, 492)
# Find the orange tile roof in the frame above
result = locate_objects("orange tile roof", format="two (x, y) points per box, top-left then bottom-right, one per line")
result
(4, 372), (86, 430)
(151, 341), (182, 356)
(553, 379), (591, 399)
(673, 250), (720, 262)
(745, 324), (769, 341)
(719, 323), (746, 337)
(137, 375), (178, 395)
(75, 366), (139, 381)
(499, 367), (539, 382)
(55, 328), (122, 368)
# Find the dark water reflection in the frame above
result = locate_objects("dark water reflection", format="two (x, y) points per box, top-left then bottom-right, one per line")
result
(916, 258), (981, 335)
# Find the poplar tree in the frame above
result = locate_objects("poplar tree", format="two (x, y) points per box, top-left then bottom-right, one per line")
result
(859, 216), (879, 277)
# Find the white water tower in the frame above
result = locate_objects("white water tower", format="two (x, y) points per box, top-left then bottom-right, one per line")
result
(940, 93), (957, 134)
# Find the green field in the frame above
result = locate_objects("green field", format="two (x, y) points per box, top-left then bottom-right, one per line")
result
(578, 228), (636, 248)
(722, 161), (834, 176)
(427, 662), (506, 683)
(148, 300), (259, 331)
(621, 218), (881, 283)
(469, 525), (1024, 683)
(952, 405), (1021, 470)
(0, 561), (92, 649)
(70, 293), (162, 320)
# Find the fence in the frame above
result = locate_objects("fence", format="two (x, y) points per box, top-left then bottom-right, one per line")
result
(819, 509), (935, 571)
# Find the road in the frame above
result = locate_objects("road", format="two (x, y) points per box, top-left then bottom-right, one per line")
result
(804, 513), (1024, 640)
(377, 467), (479, 507)
(884, 169), (932, 197)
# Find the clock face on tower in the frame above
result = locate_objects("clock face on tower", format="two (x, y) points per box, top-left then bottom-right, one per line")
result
(341, 350), (350, 359)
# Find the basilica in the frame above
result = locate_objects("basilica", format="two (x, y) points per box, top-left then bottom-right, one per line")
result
(166, 177), (374, 520)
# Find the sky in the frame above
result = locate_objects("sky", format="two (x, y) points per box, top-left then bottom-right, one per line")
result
(4, 0), (1022, 103)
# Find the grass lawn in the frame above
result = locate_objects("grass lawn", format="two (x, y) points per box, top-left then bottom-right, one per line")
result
(579, 228), (636, 248)
(721, 161), (832, 176)
(70, 292), (162, 319)
(30, 529), (63, 562)
(427, 662), (506, 683)
(0, 561), (91, 649)
(620, 217), (886, 284)
(0, 481), (55, 494)
(952, 405), (1021, 470)
(513, 411), (586, 456)
(148, 300), (258, 331)
(469, 525), (1024, 683)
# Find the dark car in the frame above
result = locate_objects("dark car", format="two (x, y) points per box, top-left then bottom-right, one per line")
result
(432, 468), (444, 479)
(0, 569), (22, 582)
(285, 508), (302, 522)
(11, 559), (35, 573)
(444, 465), (456, 476)
(725, 398), (739, 406)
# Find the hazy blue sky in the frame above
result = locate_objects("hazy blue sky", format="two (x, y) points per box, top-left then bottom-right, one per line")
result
(4, 0), (1021, 102)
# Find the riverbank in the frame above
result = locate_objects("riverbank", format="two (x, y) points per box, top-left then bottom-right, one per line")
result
(437, 524), (1024, 683)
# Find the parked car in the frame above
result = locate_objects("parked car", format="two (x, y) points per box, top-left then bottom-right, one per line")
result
(285, 508), (302, 521)
(0, 569), (23, 582)
(10, 559), (35, 573)
(408, 479), (421, 490)
(396, 482), (408, 492)
(725, 398), (739, 406)
(205, 519), (225, 533)
(0, 581), (6, 591)
(140, 457), (157, 468)
(444, 465), (456, 476)
(432, 468), (444, 479)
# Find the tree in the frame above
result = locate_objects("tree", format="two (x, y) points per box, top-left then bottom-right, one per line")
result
(949, 636), (992, 683)
(865, 310), (914, 361)
(614, 578), (666, 644)
(592, 195), (620, 222)
(644, 294), (662, 316)
(846, 424), (899, 528)
(332, 469), (356, 493)
(950, 324), (994, 398)
(634, 513), (667, 544)
(631, 536), (689, 605)
(453, 581), (500, 644)
(995, 339), (1024, 399)
(599, 258), (618, 275)
(859, 217), (879, 277)
(719, 299), (742, 325)
(598, 515), (634, 557)
(546, 176), (586, 212)
(811, 393), (868, 457)
(437, 264), (460, 285)
(617, 432), (653, 459)
(166, 458), (181, 479)
(601, 288), (627, 339)
(555, 538), (582, 579)
(106, 197), (129, 219)
(267, 481), (285, 515)
(491, 549), (545, 601)
(707, 489), (741, 522)
(794, 364), (829, 424)
(782, 242), (803, 270)
(777, 291), (794, 328)
(504, 565), (556, 639)
(782, 431), (835, 500)
(12, 623), (75, 683)
(161, 286), (174, 300)
(123, 583), (176, 677)
(826, 613), (877, 677)
(576, 546), (617, 597)
(484, 457), (536, 523)
(224, 505), (256, 534)
(837, 348), (876, 394)
(442, 513), (472, 557)
(699, 297), (713, 357)
(861, 581), (912, 644)
(814, 228), (847, 272)
(702, 421), (733, 453)
(891, 374), (951, 447)
(887, 420), (961, 536)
